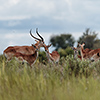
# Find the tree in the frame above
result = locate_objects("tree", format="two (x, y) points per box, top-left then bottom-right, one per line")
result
(77, 28), (100, 49)
(50, 34), (75, 50)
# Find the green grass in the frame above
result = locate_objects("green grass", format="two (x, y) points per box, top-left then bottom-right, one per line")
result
(0, 55), (100, 100)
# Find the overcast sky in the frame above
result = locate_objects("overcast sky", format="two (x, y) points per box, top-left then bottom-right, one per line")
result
(0, 0), (100, 54)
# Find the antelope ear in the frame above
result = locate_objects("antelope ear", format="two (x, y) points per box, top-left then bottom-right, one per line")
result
(77, 43), (81, 47)
(82, 43), (85, 46)
(32, 44), (36, 48)
(31, 44), (33, 46)
(35, 40), (38, 42)
(47, 44), (52, 48)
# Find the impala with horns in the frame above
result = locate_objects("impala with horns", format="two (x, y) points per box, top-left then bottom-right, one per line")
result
(43, 44), (60, 63)
(3, 28), (45, 62)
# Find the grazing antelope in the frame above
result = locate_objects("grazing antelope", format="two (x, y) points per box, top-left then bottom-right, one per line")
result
(78, 43), (100, 61)
(43, 44), (60, 63)
(3, 28), (45, 62)
(14, 44), (40, 68)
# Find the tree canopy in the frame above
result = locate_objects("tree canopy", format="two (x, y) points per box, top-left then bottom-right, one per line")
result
(77, 28), (100, 49)
(50, 34), (75, 50)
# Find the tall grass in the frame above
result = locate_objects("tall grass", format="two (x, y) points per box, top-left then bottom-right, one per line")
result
(0, 55), (100, 100)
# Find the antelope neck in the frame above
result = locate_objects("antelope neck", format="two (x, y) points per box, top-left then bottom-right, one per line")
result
(80, 46), (85, 60)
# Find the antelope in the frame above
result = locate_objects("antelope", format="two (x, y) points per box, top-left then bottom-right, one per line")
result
(43, 44), (60, 63)
(78, 43), (100, 61)
(14, 44), (40, 68)
(71, 45), (93, 60)
(3, 28), (45, 62)
(71, 47), (81, 60)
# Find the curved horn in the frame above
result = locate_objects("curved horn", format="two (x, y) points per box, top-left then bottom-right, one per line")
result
(36, 28), (44, 42)
(30, 29), (41, 41)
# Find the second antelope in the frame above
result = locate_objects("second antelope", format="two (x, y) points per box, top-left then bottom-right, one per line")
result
(43, 44), (60, 64)
(71, 45), (92, 60)
(78, 43), (100, 61)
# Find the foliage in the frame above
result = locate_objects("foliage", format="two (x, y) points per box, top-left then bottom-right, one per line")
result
(39, 47), (73, 61)
(1, 28), (100, 100)
(39, 51), (47, 64)
(0, 55), (100, 100)
(58, 47), (74, 57)
(77, 28), (100, 49)
(50, 34), (75, 50)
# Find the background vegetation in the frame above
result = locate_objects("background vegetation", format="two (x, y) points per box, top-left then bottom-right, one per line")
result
(0, 28), (100, 100)
(40, 28), (100, 60)
(50, 28), (100, 50)
(0, 55), (100, 100)
(77, 28), (100, 49)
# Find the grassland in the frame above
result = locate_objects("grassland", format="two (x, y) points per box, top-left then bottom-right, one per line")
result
(0, 55), (100, 100)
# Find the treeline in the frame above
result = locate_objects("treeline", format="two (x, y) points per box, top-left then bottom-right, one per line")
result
(39, 28), (100, 62)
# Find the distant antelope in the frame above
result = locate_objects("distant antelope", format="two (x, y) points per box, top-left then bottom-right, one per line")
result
(43, 44), (60, 63)
(78, 43), (100, 61)
(71, 46), (92, 60)
(3, 28), (45, 62)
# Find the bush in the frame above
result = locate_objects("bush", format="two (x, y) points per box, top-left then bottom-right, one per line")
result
(39, 51), (47, 64)
(58, 47), (74, 57)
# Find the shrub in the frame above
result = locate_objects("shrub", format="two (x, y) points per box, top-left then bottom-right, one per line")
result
(58, 47), (74, 57)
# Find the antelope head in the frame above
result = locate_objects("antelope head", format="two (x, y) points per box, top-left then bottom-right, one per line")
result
(43, 44), (52, 53)
(78, 43), (85, 49)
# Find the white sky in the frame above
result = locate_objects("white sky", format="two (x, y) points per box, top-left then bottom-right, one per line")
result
(0, 0), (100, 54)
